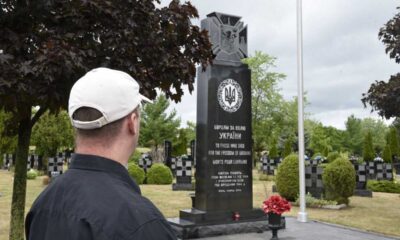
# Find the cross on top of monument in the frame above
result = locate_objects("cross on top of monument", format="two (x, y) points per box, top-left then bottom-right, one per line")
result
(202, 12), (247, 62)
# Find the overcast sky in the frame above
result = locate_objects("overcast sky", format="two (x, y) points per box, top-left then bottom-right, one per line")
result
(166, 0), (399, 130)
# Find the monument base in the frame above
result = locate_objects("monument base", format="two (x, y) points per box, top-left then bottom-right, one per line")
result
(172, 183), (195, 191)
(168, 208), (285, 239)
(354, 189), (373, 197)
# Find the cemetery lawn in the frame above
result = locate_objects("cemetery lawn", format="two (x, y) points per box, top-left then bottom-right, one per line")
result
(0, 170), (400, 240)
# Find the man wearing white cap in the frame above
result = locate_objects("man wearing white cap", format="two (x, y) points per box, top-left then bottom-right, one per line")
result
(26, 68), (177, 239)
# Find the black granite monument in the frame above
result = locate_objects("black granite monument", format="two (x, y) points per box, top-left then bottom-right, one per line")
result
(168, 12), (271, 239)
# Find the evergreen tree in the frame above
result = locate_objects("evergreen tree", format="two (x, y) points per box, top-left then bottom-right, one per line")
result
(363, 132), (375, 162)
(382, 143), (392, 163)
(140, 95), (180, 160)
(389, 127), (400, 158)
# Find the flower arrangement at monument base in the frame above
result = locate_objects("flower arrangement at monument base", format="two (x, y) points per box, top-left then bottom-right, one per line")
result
(262, 195), (291, 240)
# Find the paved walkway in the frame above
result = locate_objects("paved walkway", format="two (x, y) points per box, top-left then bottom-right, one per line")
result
(193, 217), (400, 240)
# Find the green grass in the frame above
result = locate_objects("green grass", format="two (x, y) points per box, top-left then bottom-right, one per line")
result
(0, 169), (399, 240)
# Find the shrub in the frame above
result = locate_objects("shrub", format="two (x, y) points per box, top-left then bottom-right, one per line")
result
(327, 151), (341, 163)
(367, 180), (400, 193)
(27, 169), (38, 180)
(276, 154), (299, 201)
(146, 163), (173, 185)
(294, 193), (337, 207)
(128, 163), (145, 184)
(322, 157), (355, 204)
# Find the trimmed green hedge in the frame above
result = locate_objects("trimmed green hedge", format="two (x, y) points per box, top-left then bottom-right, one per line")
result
(276, 154), (299, 201)
(367, 180), (400, 193)
(322, 157), (355, 204)
(146, 163), (173, 185)
(128, 163), (145, 184)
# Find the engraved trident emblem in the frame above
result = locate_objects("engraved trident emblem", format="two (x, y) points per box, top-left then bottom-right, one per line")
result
(224, 86), (236, 105)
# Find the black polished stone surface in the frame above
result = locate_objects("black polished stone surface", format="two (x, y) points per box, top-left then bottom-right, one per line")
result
(195, 61), (252, 212)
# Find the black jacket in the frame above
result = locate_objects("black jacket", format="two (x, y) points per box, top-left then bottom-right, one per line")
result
(26, 153), (177, 240)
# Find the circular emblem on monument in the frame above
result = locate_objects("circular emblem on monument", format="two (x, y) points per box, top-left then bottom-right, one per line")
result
(217, 79), (243, 113)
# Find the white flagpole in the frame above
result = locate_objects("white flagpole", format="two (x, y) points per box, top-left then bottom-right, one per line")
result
(297, 0), (308, 223)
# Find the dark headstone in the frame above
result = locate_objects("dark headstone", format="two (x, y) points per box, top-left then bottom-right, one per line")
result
(305, 165), (324, 198)
(366, 161), (376, 180)
(394, 162), (400, 175)
(138, 153), (152, 173)
(48, 156), (63, 178)
(173, 155), (194, 191)
(168, 12), (269, 238)
(260, 156), (277, 176)
(3, 153), (15, 170)
(169, 157), (176, 176)
(376, 163), (393, 181)
(27, 155), (32, 170)
(353, 163), (367, 190)
(164, 140), (172, 168)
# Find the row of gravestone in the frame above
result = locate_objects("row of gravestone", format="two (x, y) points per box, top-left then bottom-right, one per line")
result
(137, 152), (194, 191)
(304, 162), (393, 198)
(261, 155), (395, 198)
(2, 152), (70, 179)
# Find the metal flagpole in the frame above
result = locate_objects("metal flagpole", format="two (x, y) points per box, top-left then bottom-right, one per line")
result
(297, 0), (308, 223)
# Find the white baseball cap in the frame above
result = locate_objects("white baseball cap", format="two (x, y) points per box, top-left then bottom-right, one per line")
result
(68, 67), (152, 129)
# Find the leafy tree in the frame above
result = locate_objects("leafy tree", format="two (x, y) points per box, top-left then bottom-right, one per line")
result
(363, 132), (375, 162)
(140, 94), (180, 159)
(382, 143), (392, 163)
(269, 138), (279, 159)
(388, 127), (400, 158)
(172, 128), (188, 156)
(324, 126), (346, 152)
(360, 118), (388, 153)
(0, 110), (17, 156)
(0, 1), (212, 238)
(282, 138), (293, 158)
(308, 122), (332, 156)
(343, 115), (363, 155)
(242, 51), (286, 165)
(362, 7), (400, 118)
(31, 110), (74, 157)
(185, 121), (196, 142)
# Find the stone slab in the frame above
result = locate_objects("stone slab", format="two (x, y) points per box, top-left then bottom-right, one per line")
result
(173, 183), (195, 191)
(169, 215), (285, 239)
(193, 217), (399, 240)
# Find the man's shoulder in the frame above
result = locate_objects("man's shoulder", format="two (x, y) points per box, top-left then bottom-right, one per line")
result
(29, 169), (169, 236)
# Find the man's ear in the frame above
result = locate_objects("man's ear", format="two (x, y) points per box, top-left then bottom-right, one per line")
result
(127, 111), (139, 135)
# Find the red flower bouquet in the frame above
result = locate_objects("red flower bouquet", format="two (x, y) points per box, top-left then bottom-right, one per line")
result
(262, 195), (291, 215)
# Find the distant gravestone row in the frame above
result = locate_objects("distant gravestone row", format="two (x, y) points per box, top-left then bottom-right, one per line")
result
(2, 151), (72, 180)
(303, 160), (394, 199)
